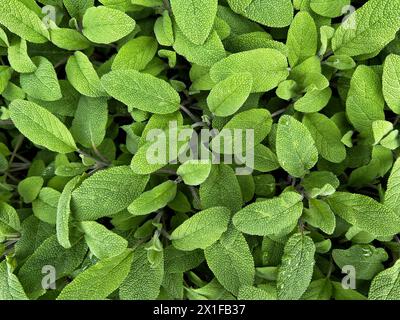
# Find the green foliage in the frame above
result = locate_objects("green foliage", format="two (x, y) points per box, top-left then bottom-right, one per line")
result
(0, 0), (400, 302)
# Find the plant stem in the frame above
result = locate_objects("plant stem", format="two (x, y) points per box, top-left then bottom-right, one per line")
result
(180, 105), (201, 123)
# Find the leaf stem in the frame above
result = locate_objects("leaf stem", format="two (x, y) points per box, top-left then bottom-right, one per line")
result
(271, 108), (287, 118)
(78, 149), (110, 168)
(162, 0), (171, 12)
(180, 105), (202, 123)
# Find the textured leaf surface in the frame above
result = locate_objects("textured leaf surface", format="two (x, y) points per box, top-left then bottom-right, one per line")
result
(120, 246), (163, 300)
(369, 260), (400, 300)
(205, 227), (254, 295)
(170, 207), (231, 251)
(102, 70), (181, 114)
(20, 57), (61, 101)
(9, 100), (77, 154)
(66, 51), (107, 98)
(233, 192), (303, 236)
(0, 260), (28, 300)
(332, 0), (400, 57)
(277, 233), (316, 300)
(199, 164), (242, 213)
(326, 192), (400, 238)
(346, 65), (385, 134)
(80, 221), (128, 260)
(71, 166), (149, 220)
(210, 48), (289, 93)
(207, 73), (253, 117)
(276, 115), (318, 178)
(303, 113), (346, 163)
(58, 249), (134, 300)
(70, 96), (108, 148)
(171, 0), (218, 45)
(0, 0), (49, 43)
(127, 180), (177, 216)
(82, 6), (135, 44)
(56, 176), (80, 249)
(383, 54), (400, 114)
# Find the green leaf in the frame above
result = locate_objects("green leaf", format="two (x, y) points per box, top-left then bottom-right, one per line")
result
(325, 55), (356, 70)
(164, 246), (204, 273)
(30, 80), (80, 117)
(301, 171), (340, 198)
(170, 0), (218, 45)
(79, 221), (128, 260)
(131, 125), (192, 174)
(304, 199), (336, 235)
(154, 11), (174, 46)
(177, 159), (212, 186)
(249, 144), (280, 173)
(301, 278), (332, 300)
(0, 260), (28, 300)
(56, 176), (80, 249)
(9, 99), (78, 154)
(310, 0), (350, 18)
(63, 0), (94, 18)
(294, 87), (332, 113)
(333, 244), (388, 280)
(66, 51), (107, 98)
(207, 73), (252, 117)
(326, 192), (400, 238)
(276, 115), (318, 178)
(32, 187), (60, 225)
(346, 65), (385, 135)
(170, 206), (231, 251)
(0, 26), (9, 47)
(0, 66), (12, 94)
(211, 108), (272, 155)
(331, 281), (367, 300)
(17, 176), (44, 203)
(50, 28), (91, 51)
(0, 0), (49, 43)
(199, 164), (242, 213)
(384, 157), (400, 217)
(127, 180), (177, 216)
(18, 236), (87, 298)
(204, 226), (254, 295)
(70, 96), (108, 148)
(120, 246), (164, 300)
(372, 120), (394, 145)
(286, 12), (317, 67)
(303, 113), (346, 163)
(14, 216), (54, 262)
(369, 260), (400, 300)
(112, 36), (158, 71)
(71, 166), (149, 220)
(210, 48), (289, 93)
(58, 249), (134, 300)
(383, 54), (400, 114)
(101, 69), (181, 114)
(8, 38), (37, 73)
(277, 233), (316, 300)
(332, 0), (400, 57)
(173, 27), (226, 67)
(237, 285), (276, 300)
(227, 0), (293, 28)
(0, 202), (21, 238)
(82, 6), (136, 44)
(233, 191), (303, 236)
(20, 56), (61, 101)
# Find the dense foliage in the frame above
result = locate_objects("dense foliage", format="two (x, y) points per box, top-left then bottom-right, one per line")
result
(0, 0), (400, 300)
